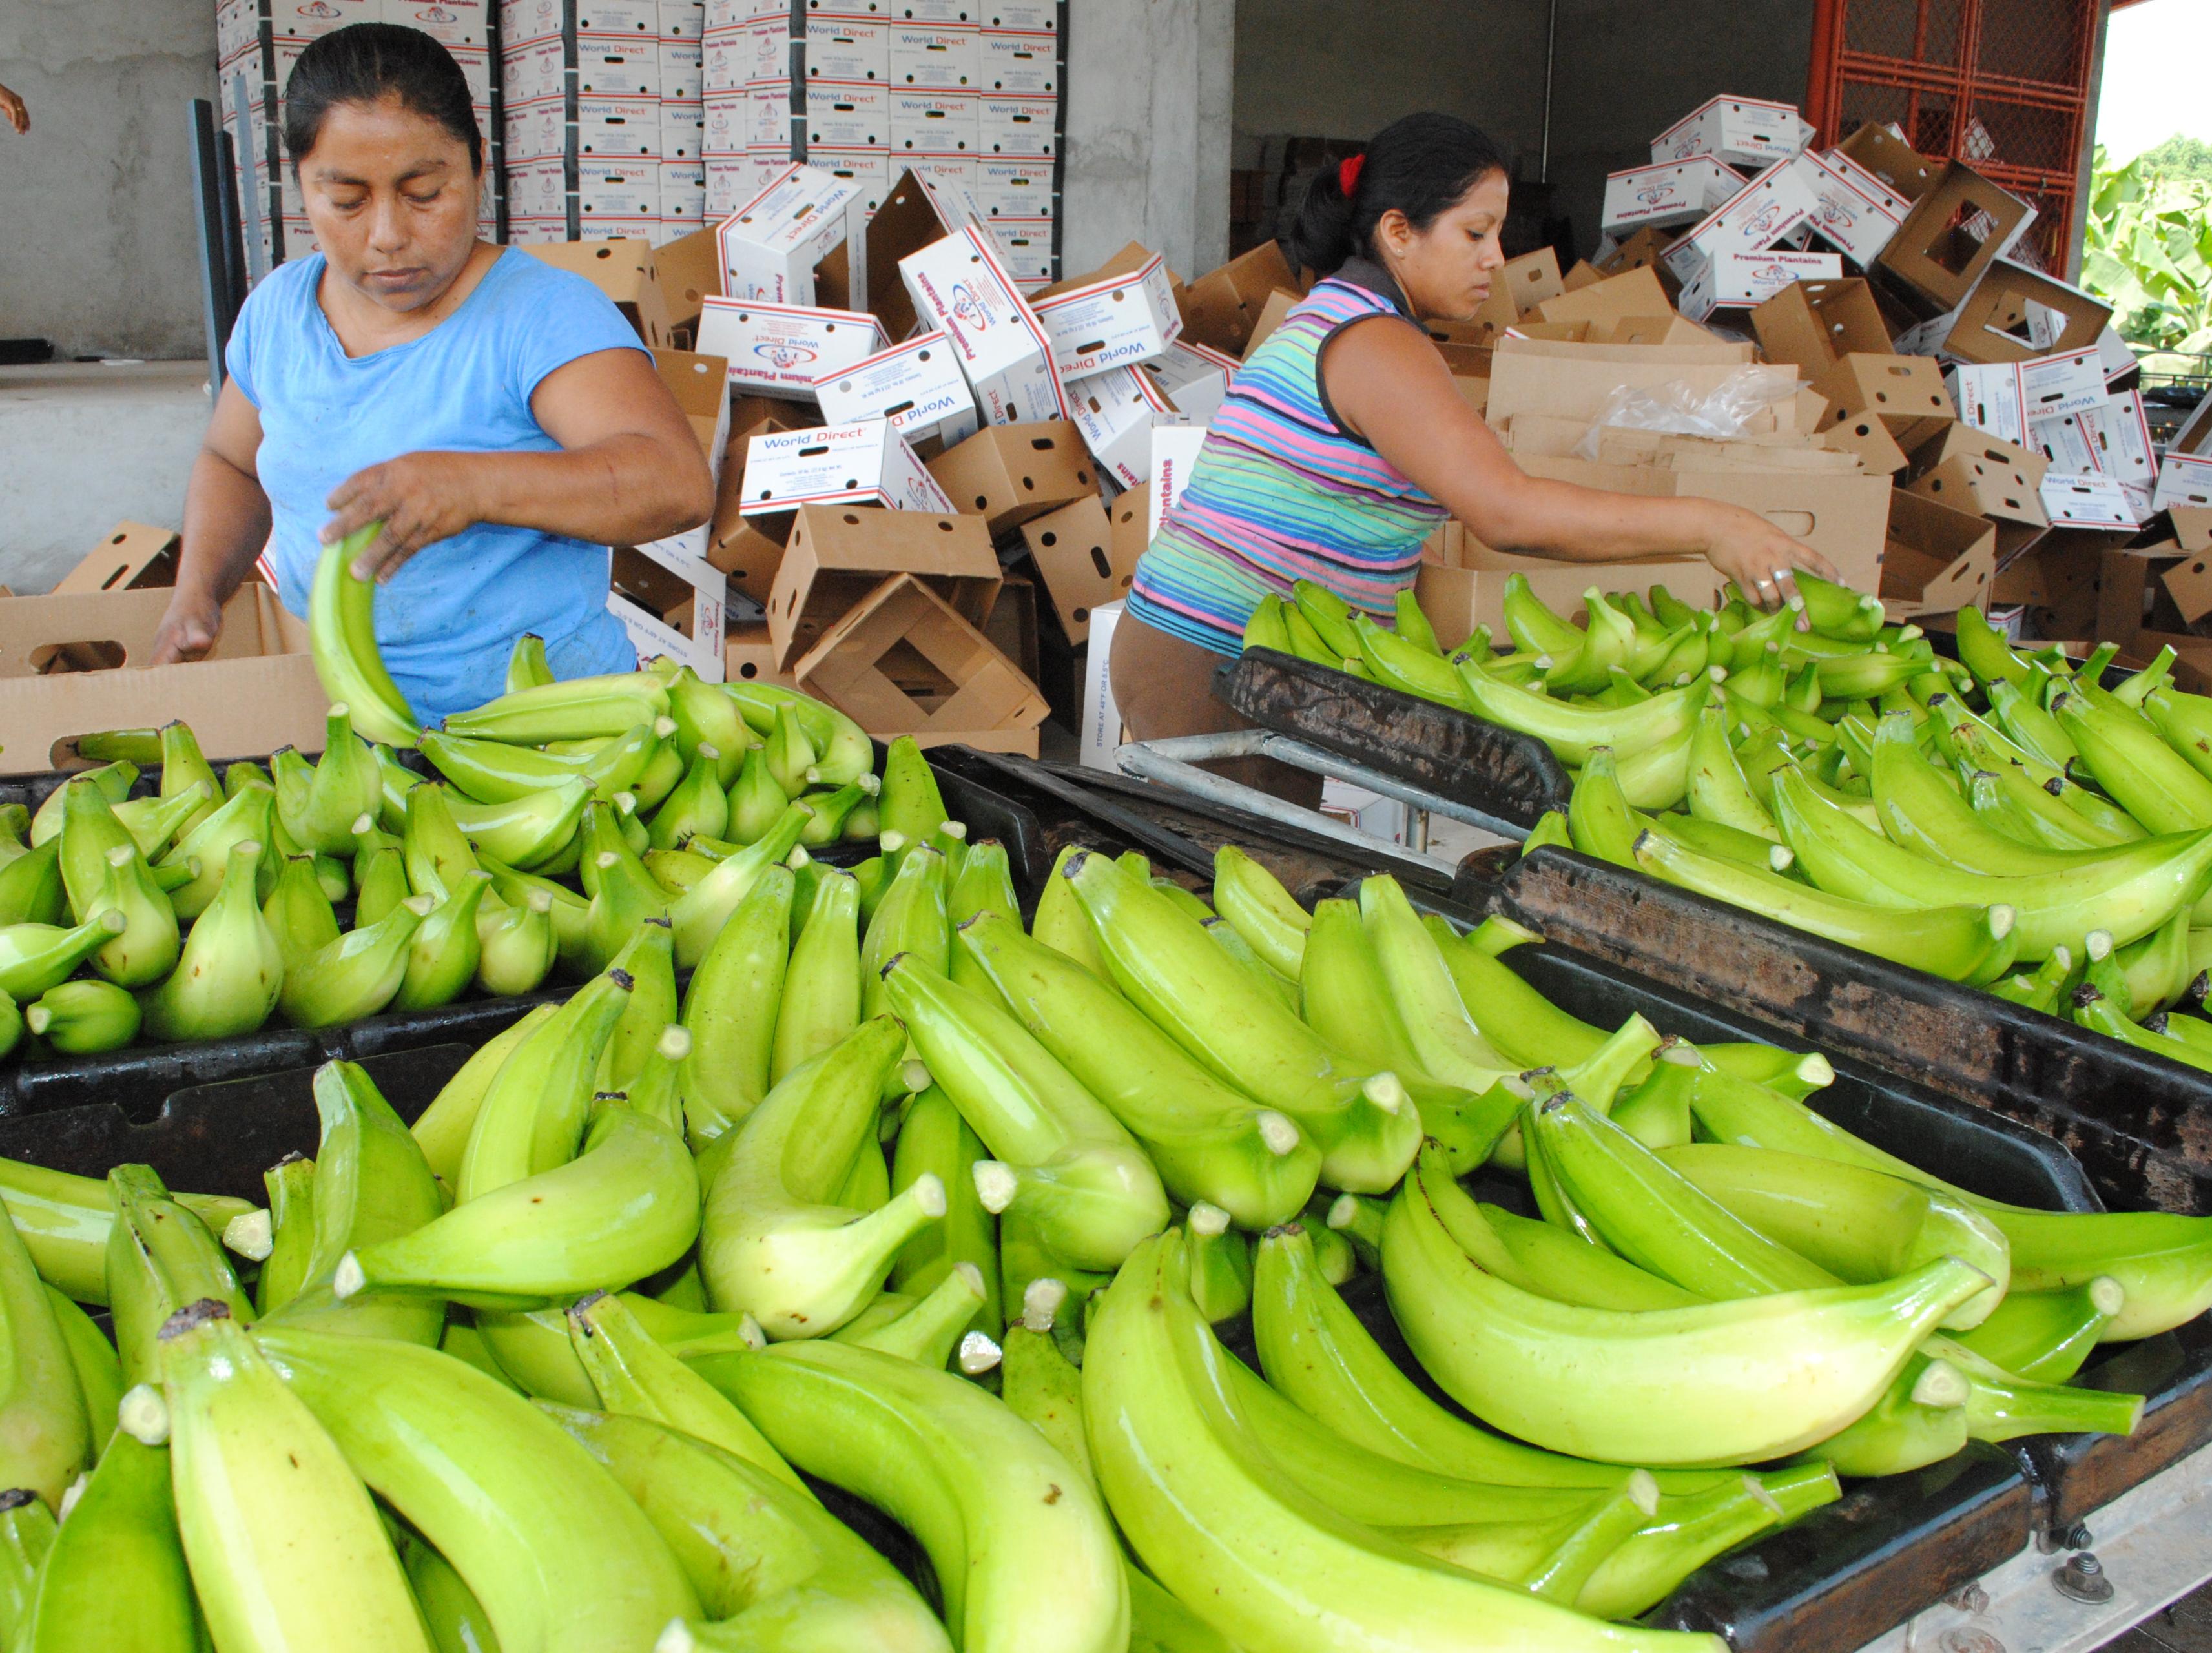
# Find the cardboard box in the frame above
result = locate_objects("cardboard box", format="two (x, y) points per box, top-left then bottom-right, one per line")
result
(1664, 165), (1823, 285)
(927, 420), (1097, 533)
(1601, 158), (1742, 235)
(1812, 354), (1956, 452)
(51, 523), (181, 595)
(739, 418), (953, 517)
(1240, 289), (1302, 359)
(707, 416), (799, 602)
(1751, 278), (1892, 376)
(1882, 488), (1996, 618)
(1018, 495), (1131, 644)
(1077, 598), (1126, 770)
(1834, 125), (1941, 201)
(1110, 485), (1152, 577)
(2161, 546), (2212, 626)
(767, 504), (1000, 666)
(1150, 425), (1211, 540)
(901, 225), (1067, 425)
(522, 238), (679, 346)
(1894, 261), (2112, 365)
(1907, 448), (2049, 527)
(1065, 366), (1182, 489)
(1415, 544), (1723, 651)
(1030, 244), (1182, 378)
(1912, 424), (2050, 493)
(715, 161), (870, 306)
(862, 165), (986, 340)
(608, 539), (725, 680)
(812, 329), (979, 453)
(1788, 150), (1908, 268)
(2153, 393), (2212, 513)
(1679, 251), (1845, 323)
(1872, 162), (2036, 313)
(2079, 391), (2159, 496)
(1139, 339), (1237, 424)
(0, 584), (324, 775)
(1818, 406), (1912, 475)
(1652, 94), (1810, 170)
(696, 296), (889, 398)
(791, 570), (1046, 745)
(1487, 336), (1758, 429)
(2041, 473), (2140, 529)
(1529, 264), (1672, 332)
(651, 347), (734, 480)
(1946, 350), (2106, 444)
(1179, 240), (1299, 356)
(649, 223), (723, 333)
(723, 621), (798, 687)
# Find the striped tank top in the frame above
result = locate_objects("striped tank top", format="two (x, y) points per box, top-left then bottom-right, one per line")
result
(1126, 262), (1450, 655)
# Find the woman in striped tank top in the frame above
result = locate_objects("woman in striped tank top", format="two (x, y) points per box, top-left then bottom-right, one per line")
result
(1113, 112), (1835, 794)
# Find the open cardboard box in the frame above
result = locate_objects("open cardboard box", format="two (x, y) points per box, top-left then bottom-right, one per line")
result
(1413, 522), (1724, 649)
(1750, 278), (1891, 376)
(0, 584), (325, 775)
(1812, 354), (1956, 452)
(1177, 241), (1301, 357)
(1881, 489), (1995, 619)
(1018, 495), (1130, 645)
(1527, 265), (1672, 333)
(50, 522), (182, 596)
(608, 539), (726, 682)
(1872, 161), (2036, 315)
(1485, 336), (1756, 428)
(927, 420), (1097, 535)
(1907, 448), (2050, 527)
(765, 503), (1000, 668)
(1900, 262), (2112, 366)
(522, 238), (679, 347)
(792, 571), (1046, 753)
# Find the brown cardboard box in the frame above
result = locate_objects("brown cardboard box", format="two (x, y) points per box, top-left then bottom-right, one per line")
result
(792, 572), (1048, 746)
(730, 394), (820, 433)
(1110, 484), (1152, 575)
(2171, 507), (2212, 554)
(1529, 265), (1673, 333)
(1907, 451), (2049, 527)
(1881, 489), (1995, 619)
(2130, 630), (2212, 695)
(1493, 248), (1565, 318)
(983, 573), (1042, 687)
(1750, 278), (1892, 376)
(648, 225), (721, 337)
(522, 239), (677, 347)
(765, 504), (1000, 667)
(1873, 162), (2034, 313)
(2162, 549), (2212, 625)
(1179, 241), (1299, 356)
(927, 422), (1097, 535)
(653, 348), (731, 464)
(1414, 537), (1724, 650)
(2094, 547), (2158, 652)
(1486, 336), (1757, 428)
(1018, 495), (1129, 645)
(723, 623), (798, 688)
(1600, 227), (1684, 287)
(1835, 126), (1940, 201)
(1561, 260), (1606, 293)
(1036, 240), (1180, 300)
(1812, 354), (1956, 452)
(1818, 407), (1912, 475)
(707, 416), (800, 603)
(1917, 263), (2112, 365)
(1241, 288), (1302, 359)
(0, 584), (324, 774)
(50, 523), (181, 595)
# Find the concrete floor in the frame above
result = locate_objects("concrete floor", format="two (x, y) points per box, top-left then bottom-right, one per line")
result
(0, 362), (210, 593)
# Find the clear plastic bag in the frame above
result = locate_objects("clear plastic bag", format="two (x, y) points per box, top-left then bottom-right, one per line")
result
(1572, 365), (1806, 460)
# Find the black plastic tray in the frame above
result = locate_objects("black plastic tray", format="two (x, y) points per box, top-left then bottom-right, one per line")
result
(1215, 648), (1571, 828)
(1457, 847), (2212, 1218)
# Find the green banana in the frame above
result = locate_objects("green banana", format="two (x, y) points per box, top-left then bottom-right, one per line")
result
(140, 836), (284, 1043)
(679, 864), (793, 1144)
(271, 708), (382, 854)
(0, 911), (127, 1003)
(2054, 689), (2212, 832)
(885, 957), (1170, 1273)
(475, 885), (559, 994)
(0, 1157), (253, 1307)
(506, 632), (553, 693)
(890, 1084), (1004, 1343)
(309, 522), (422, 744)
(74, 841), (178, 989)
(263, 848), (340, 977)
(602, 918), (679, 1091)
(9, 1428), (194, 1652)
(771, 867), (862, 1083)
(256, 1154), (318, 1317)
(701, 1335), (1128, 1653)
(960, 912), (1319, 1229)
(1453, 663), (1709, 765)
(440, 673), (673, 744)
(699, 1018), (944, 1337)
(254, 1320), (700, 1651)
(946, 838), (1020, 995)
(1212, 845), (1312, 980)
(722, 685), (872, 788)
(861, 843), (951, 1023)
(1687, 701), (1779, 840)
(669, 801), (811, 966)
(105, 1164), (256, 1388)
(278, 893), (430, 1027)
(111, 781), (212, 861)
(650, 744), (732, 851)
(459, 963), (634, 1203)
(0, 1207), (87, 1510)
(0, 1491), (51, 1643)
(402, 1530), (500, 1653)
(1064, 850), (1419, 1193)
(1952, 1278), (2124, 1382)
(0, 839), (66, 929)
(445, 778), (593, 871)
(23, 978), (140, 1054)
(1383, 1156), (1989, 1466)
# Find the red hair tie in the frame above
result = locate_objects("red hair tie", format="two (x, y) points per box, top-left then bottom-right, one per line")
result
(1339, 154), (1365, 196)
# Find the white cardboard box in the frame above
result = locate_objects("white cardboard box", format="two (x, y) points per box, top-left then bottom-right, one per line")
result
(608, 533), (726, 681)
(804, 79), (891, 147)
(1948, 349), (2107, 446)
(1079, 598), (1126, 772)
(1148, 424), (1211, 540)
(805, 16), (888, 81)
(900, 225), (1067, 425)
(1678, 249), (1843, 322)
(2154, 394), (2212, 511)
(1663, 162), (1822, 283)
(809, 146), (897, 214)
(577, 157), (660, 220)
(1066, 365), (1183, 488)
(1600, 158), (1742, 235)
(1652, 95), (1812, 169)
(1031, 251), (1181, 378)
(812, 329), (980, 451)
(736, 419), (955, 515)
(576, 92), (661, 156)
(577, 30), (659, 94)
(2028, 411), (2098, 475)
(576, 0), (659, 32)
(1788, 150), (1907, 267)
(890, 89), (977, 153)
(2082, 391), (2158, 493)
(981, 29), (1055, 94)
(1139, 339), (1238, 424)
(889, 25), (981, 88)
(2041, 472), (2140, 528)
(714, 161), (869, 305)
(977, 93), (1054, 156)
(696, 296), (889, 397)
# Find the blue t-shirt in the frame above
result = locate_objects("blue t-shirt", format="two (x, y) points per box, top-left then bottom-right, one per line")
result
(227, 248), (647, 723)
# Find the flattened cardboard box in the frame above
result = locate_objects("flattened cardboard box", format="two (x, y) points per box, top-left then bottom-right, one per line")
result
(765, 503), (1000, 667)
(0, 585), (324, 775)
(1486, 336), (1757, 429)
(1416, 541), (1723, 651)
(50, 522), (182, 596)
(792, 571), (1047, 746)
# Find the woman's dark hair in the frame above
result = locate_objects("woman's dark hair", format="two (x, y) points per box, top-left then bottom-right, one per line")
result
(1285, 112), (1509, 277)
(283, 23), (483, 176)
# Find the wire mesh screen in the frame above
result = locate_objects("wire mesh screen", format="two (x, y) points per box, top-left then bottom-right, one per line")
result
(1815, 0), (2100, 272)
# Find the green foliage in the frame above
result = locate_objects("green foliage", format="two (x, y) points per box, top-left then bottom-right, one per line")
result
(2083, 143), (2212, 354)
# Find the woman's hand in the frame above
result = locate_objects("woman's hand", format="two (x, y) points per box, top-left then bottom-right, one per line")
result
(1702, 504), (1840, 621)
(149, 588), (226, 665)
(322, 451), (487, 583)
(0, 83), (28, 136)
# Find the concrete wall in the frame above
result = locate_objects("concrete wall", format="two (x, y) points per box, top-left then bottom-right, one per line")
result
(1062, 0), (1236, 280)
(1232, 0), (1551, 172)
(0, 0), (217, 362)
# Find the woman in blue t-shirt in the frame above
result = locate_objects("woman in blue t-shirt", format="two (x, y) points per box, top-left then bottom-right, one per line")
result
(152, 23), (715, 723)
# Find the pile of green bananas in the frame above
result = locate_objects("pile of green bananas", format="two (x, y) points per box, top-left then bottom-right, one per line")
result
(3, 806), (2202, 1652)
(0, 655), (938, 1061)
(1247, 571), (2212, 1060)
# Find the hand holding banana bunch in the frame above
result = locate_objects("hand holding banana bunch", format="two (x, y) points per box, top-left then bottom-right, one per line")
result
(3, 822), (2206, 1650)
(1252, 572), (2212, 1060)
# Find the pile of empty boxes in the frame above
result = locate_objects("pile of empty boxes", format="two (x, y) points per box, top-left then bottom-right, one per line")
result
(556, 161), (1280, 755)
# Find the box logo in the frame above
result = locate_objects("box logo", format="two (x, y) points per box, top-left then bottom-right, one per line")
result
(294, 0), (343, 17)
(757, 340), (820, 369)
(409, 4), (459, 23)
(949, 282), (994, 333)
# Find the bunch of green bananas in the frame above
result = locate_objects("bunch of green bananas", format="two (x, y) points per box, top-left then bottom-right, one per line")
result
(3, 803), (2202, 1652)
(0, 619), (943, 1062)
(1246, 570), (2212, 1061)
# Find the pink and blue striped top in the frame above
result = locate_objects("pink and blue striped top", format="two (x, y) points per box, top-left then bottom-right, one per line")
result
(1126, 262), (1450, 655)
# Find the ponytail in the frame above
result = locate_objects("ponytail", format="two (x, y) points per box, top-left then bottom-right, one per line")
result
(1284, 112), (1509, 278)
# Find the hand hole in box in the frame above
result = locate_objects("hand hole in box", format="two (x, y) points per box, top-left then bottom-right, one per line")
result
(32, 639), (127, 672)
(1039, 531), (1058, 547)
(974, 494), (989, 509)
(1073, 606), (1090, 622)
(937, 520), (954, 532)
(1020, 476), (1035, 491)
(1089, 547), (1111, 579)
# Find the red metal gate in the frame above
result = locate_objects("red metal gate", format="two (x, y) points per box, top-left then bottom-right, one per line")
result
(1804, 0), (2103, 272)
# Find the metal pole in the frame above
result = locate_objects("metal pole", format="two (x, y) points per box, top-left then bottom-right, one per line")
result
(1538, 0), (1559, 183)
(187, 101), (231, 393)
